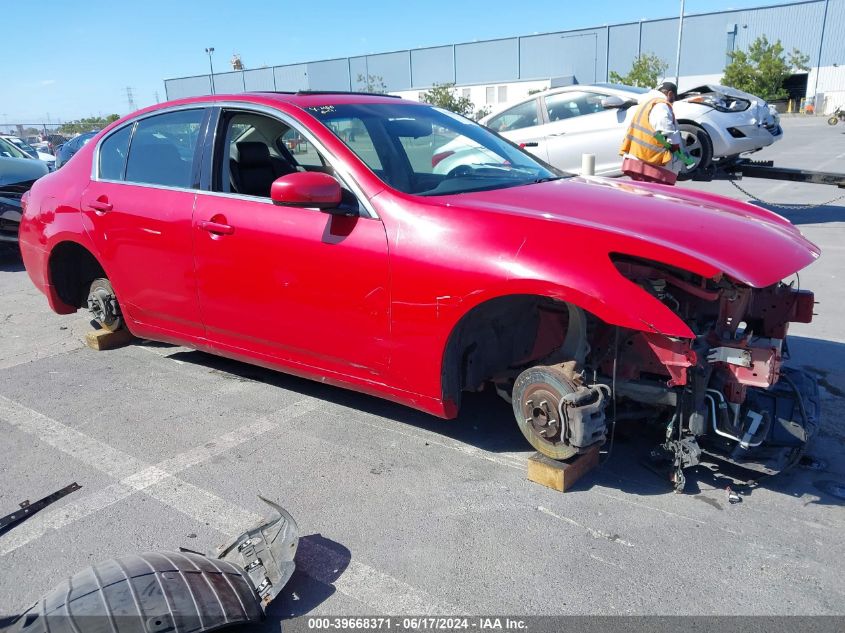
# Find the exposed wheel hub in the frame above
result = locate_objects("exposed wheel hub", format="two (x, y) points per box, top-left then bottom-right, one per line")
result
(523, 389), (563, 443)
(512, 362), (609, 460)
(87, 287), (119, 329)
(512, 364), (580, 460)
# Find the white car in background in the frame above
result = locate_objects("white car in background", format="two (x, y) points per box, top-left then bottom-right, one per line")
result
(436, 83), (782, 179)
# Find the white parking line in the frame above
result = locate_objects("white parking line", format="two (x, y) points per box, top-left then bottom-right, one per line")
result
(297, 538), (459, 615)
(0, 395), (457, 614)
(0, 397), (314, 555)
(537, 506), (635, 547)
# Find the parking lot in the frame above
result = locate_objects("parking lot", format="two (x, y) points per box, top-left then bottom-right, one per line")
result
(1, 116), (843, 620)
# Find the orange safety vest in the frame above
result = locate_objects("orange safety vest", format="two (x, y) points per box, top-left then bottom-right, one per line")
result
(619, 97), (673, 166)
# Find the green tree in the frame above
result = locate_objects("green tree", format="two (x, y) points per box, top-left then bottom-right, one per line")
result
(420, 83), (475, 117)
(58, 114), (120, 135)
(609, 53), (668, 88)
(473, 106), (492, 121)
(722, 35), (809, 100)
(356, 73), (387, 93)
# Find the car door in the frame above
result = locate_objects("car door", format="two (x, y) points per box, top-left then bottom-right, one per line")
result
(192, 108), (391, 378)
(541, 90), (631, 174)
(80, 108), (209, 339)
(485, 98), (549, 162)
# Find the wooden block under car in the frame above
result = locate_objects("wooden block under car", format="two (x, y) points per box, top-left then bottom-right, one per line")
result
(84, 328), (134, 351)
(527, 445), (600, 492)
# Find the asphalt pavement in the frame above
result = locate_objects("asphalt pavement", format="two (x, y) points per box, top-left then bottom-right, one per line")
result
(1, 116), (843, 621)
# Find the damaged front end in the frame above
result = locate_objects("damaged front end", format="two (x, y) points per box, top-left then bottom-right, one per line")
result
(509, 255), (820, 492)
(602, 256), (819, 489)
(5, 498), (298, 633)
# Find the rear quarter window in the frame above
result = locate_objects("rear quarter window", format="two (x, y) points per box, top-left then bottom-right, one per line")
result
(99, 125), (133, 181)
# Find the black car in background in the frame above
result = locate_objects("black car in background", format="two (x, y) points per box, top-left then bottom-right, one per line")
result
(1, 153), (49, 246)
(54, 131), (98, 169)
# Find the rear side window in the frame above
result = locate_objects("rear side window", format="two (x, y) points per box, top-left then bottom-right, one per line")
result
(487, 100), (539, 133)
(544, 91), (604, 121)
(99, 125), (133, 181)
(124, 109), (204, 188)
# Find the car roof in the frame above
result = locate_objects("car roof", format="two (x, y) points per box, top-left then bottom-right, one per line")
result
(480, 83), (647, 123)
(104, 92), (425, 134)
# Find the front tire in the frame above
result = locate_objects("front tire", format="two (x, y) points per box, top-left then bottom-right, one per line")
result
(828, 116), (840, 126)
(87, 278), (123, 332)
(676, 123), (713, 181)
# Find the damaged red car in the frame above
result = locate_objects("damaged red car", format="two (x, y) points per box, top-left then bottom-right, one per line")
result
(19, 92), (820, 490)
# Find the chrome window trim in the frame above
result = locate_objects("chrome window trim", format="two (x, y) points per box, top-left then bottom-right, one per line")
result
(91, 100), (379, 219)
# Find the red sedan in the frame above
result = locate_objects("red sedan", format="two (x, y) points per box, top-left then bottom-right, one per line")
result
(19, 92), (821, 490)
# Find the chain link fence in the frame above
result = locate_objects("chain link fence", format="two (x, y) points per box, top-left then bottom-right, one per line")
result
(2, 123), (70, 156)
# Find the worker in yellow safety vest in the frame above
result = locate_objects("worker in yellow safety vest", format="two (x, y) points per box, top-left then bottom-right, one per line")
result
(619, 81), (683, 185)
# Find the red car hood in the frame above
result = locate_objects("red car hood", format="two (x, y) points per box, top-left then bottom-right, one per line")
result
(438, 176), (820, 288)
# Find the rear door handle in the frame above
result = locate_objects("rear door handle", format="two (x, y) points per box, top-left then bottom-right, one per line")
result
(199, 220), (235, 235)
(86, 200), (113, 213)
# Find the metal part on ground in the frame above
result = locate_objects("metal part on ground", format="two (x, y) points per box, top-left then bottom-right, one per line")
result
(691, 157), (845, 208)
(216, 496), (300, 608)
(0, 482), (81, 535)
(693, 158), (845, 188)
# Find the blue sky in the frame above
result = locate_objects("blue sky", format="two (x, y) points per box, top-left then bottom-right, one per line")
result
(2, 0), (802, 125)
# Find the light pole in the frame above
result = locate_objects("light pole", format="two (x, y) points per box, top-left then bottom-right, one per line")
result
(674, 0), (685, 86)
(205, 47), (216, 95)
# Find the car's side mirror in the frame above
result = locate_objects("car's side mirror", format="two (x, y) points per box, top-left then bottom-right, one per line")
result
(270, 171), (342, 210)
(600, 96), (626, 109)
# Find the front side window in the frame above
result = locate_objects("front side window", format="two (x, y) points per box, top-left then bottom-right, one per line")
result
(544, 91), (604, 122)
(214, 110), (362, 214)
(309, 102), (563, 196)
(124, 109), (204, 188)
(99, 125), (133, 181)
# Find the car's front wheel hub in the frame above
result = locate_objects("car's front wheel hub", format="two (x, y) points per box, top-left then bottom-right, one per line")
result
(512, 364), (580, 460)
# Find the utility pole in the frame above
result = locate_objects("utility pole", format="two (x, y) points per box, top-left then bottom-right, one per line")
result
(811, 0), (830, 110)
(205, 47), (216, 95)
(126, 86), (136, 112)
(674, 0), (685, 86)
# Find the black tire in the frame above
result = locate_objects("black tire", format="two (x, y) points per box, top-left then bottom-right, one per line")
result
(87, 278), (123, 332)
(828, 116), (839, 126)
(676, 123), (713, 181)
(512, 365), (580, 460)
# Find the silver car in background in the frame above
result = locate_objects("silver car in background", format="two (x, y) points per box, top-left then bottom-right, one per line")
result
(438, 83), (782, 179)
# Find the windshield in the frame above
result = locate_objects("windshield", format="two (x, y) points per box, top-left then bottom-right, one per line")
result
(0, 137), (31, 160)
(5, 137), (38, 158)
(306, 102), (564, 196)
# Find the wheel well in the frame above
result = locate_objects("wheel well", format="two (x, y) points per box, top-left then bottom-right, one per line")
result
(441, 295), (589, 411)
(48, 242), (106, 309)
